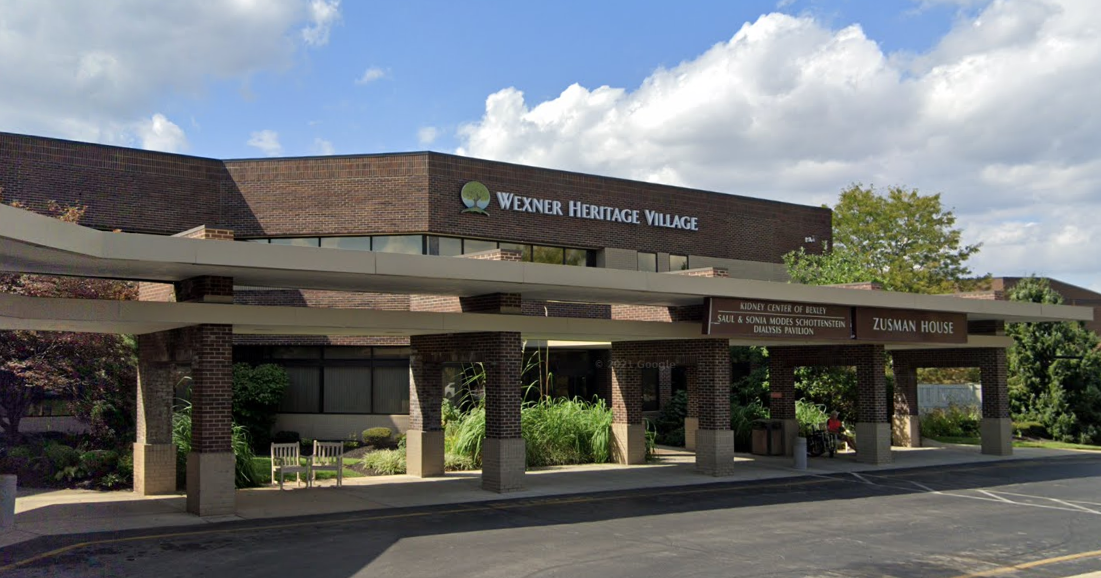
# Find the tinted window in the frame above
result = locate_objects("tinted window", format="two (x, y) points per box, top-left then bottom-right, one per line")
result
(373, 235), (424, 255)
(499, 242), (533, 261)
(670, 255), (689, 271)
(463, 239), (498, 254)
(271, 238), (320, 248)
(533, 246), (564, 265)
(638, 252), (658, 272)
(321, 237), (372, 251)
(565, 248), (587, 267)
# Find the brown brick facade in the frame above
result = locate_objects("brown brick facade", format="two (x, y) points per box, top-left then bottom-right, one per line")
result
(2, 132), (831, 262)
(609, 339), (730, 429)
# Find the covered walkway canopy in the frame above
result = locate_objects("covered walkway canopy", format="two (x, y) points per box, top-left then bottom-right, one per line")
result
(0, 203), (1092, 516)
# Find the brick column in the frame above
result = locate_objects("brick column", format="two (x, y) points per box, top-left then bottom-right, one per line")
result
(134, 331), (180, 496)
(610, 343), (646, 464)
(187, 323), (235, 516)
(407, 339), (444, 477)
(979, 348), (1012, 456)
(768, 352), (798, 457)
(658, 366), (672, 410)
(684, 366), (698, 451)
(891, 357), (920, 447)
(482, 332), (524, 492)
(694, 339), (734, 476)
(854, 344), (891, 465)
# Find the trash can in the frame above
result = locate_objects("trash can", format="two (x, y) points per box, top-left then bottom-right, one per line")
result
(751, 420), (785, 456)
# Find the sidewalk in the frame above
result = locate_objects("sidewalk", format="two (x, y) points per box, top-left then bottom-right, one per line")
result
(2, 442), (1090, 549)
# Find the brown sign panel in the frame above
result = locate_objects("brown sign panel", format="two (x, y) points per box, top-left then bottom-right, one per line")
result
(853, 307), (967, 344)
(704, 298), (853, 340)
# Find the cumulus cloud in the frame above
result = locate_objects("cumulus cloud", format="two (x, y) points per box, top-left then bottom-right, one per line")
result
(313, 137), (336, 155)
(355, 66), (387, 85)
(302, 0), (341, 47)
(0, 1), (340, 150)
(248, 130), (283, 157)
(135, 114), (188, 153)
(418, 126), (440, 146)
(457, 0), (1101, 288)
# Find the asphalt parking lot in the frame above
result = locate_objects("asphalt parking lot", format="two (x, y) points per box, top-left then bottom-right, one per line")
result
(3, 454), (1100, 578)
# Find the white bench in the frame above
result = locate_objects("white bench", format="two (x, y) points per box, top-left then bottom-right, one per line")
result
(271, 442), (310, 489)
(311, 441), (345, 487)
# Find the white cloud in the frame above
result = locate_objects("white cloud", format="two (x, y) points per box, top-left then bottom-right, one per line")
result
(0, 1), (340, 148)
(248, 130), (283, 157)
(135, 113), (188, 153)
(355, 66), (386, 85)
(457, 1), (1101, 287)
(417, 126), (440, 146)
(302, 0), (341, 47)
(313, 137), (336, 155)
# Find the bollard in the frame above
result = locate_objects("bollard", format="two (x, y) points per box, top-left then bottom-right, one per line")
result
(793, 437), (807, 470)
(1, 474), (16, 531)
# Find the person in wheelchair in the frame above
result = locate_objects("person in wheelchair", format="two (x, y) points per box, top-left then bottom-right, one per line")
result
(826, 411), (856, 452)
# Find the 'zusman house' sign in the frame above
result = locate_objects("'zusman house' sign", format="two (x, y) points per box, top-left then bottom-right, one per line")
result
(704, 298), (968, 344)
(852, 307), (967, 344)
(704, 298), (852, 340)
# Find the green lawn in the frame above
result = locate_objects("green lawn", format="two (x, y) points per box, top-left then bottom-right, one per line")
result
(926, 436), (1101, 451)
(250, 456), (365, 485)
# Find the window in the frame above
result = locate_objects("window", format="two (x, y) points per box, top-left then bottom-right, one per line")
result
(428, 236), (463, 257)
(241, 346), (410, 415)
(280, 367), (322, 413)
(323, 367), (372, 413)
(564, 248), (587, 267)
(271, 238), (320, 248)
(499, 242), (533, 261)
(670, 254), (689, 271)
(373, 366), (410, 414)
(372, 235), (424, 255)
(637, 252), (658, 272)
(641, 368), (660, 412)
(321, 237), (372, 251)
(533, 245), (564, 265)
(463, 238), (497, 254)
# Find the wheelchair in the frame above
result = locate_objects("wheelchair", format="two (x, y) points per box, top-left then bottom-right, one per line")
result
(806, 423), (838, 458)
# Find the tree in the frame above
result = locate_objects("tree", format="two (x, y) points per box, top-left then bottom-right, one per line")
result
(1006, 277), (1101, 444)
(232, 363), (289, 451)
(784, 184), (988, 294)
(0, 198), (137, 444)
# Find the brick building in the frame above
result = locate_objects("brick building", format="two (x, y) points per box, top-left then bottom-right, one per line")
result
(1, 131), (1091, 516)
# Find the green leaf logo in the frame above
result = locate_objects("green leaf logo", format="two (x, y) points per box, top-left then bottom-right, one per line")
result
(461, 181), (491, 215)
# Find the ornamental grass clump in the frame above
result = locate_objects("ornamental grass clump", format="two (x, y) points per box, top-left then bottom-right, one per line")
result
(522, 394), (613, 467)
(442, 394), (613, 468)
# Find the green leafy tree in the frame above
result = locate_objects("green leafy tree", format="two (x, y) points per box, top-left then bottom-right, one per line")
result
(232, 363), (289, 451)
(784, 184), (988, 293)
(1007, 277), (1101, 444)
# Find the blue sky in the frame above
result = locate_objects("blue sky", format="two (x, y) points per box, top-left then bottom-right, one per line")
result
(1, 0), (1099, 292)
(176, 0), (975, 158)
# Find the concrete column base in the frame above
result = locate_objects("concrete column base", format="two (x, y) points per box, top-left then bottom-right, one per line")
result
(695, 429), (735, 476)
(406, 429), (445, 477)
(133, 443), (177, 496)
(892, 414), (922, 448)
(186, 452), (235, 517)
(854, 422), (893, 465)
(780, 419), (799, 457)
(981, 417), (1013, 456)
(482, 438), (526, 493)
(684, 417), (698, 451)
(612, 423), (646, 464)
